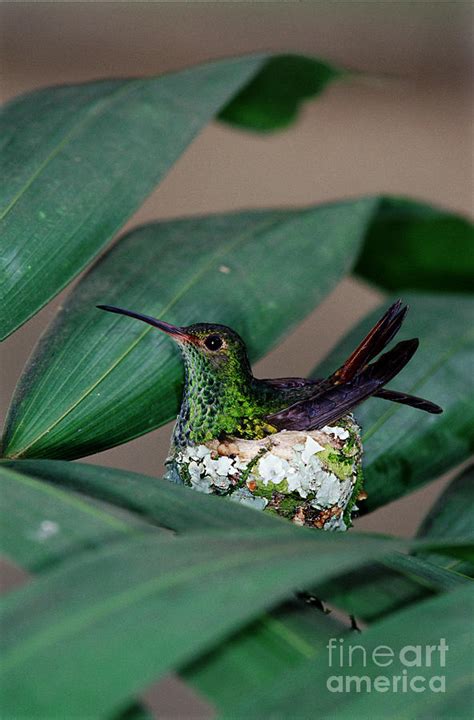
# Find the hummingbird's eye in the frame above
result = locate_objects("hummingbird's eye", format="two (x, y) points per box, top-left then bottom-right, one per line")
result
(204, 334), (223, 351)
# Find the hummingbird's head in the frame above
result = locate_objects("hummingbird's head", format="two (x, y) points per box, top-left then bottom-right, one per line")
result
(97, 305), (252, 382)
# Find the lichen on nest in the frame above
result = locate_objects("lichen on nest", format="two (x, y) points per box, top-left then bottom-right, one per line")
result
(166, 415), (365, 531)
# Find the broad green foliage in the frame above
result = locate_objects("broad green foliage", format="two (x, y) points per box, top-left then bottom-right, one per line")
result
(314, 552), (469, 622)
(183, 472), (474, 714)
(1, 461), (470, 718)
(0, 52), (349, 341)
(1, 51), (473, 719)
(1, 527), (427, 718)
(0, 464), (156, 572)
(183, 600), (348, 710)
(0, 55), (268, 339)
(182, 553), (469, 714)
(5, 197), (470, 465)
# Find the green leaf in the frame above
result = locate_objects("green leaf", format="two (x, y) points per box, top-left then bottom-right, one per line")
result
(0, 54), (271, 340)
(417, 465), (474, 576)
(184, 556), (468, 714)
(355, 197), (474, 294)
(2, 198), (376, 460)
(6, 458), (471, 567)
(418, 465), (474, 543)
(0, 462), (469, 717)
(116, 703), (153, 720)
(0, 463), (158, 572)
(316, 553), (469, 623)
(2, 459), (287, 535)
(183, 598), (347, 711)
(218, 54), (345, 132)
(230, 584), (474, 719)
(313, 293), (474, 512)
(0, 528), (414, 718)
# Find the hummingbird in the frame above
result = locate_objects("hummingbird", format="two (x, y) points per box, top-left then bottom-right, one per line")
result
(98, 300), (442, 449)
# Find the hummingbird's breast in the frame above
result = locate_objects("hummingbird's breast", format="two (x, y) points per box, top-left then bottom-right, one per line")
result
(172, 363), (273, 447)
(172, 355), (232, 446)
(173, 377), (221, 446)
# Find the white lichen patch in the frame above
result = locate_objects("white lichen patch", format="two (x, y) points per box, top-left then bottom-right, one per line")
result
(322, 425), (350, 441)
(258, 454), (290, 485)
(167, 416), (365, 531)
(301, 435), (325, 463)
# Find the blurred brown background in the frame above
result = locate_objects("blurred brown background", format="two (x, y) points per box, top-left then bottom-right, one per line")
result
(1, 1), (472, 539)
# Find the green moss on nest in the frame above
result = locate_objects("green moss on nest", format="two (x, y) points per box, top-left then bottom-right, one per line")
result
(343, 465), (365, 528)
(254, 475), (289, 499)
(238, 448), (267, 487)
(341, 419), (361, 458)
(180, 463), (192, 486)
(276, 494), (303, 518)
(318, 448), (354, 480)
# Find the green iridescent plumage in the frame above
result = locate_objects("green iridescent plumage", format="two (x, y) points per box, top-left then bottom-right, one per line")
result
(171, 323), (314, 447)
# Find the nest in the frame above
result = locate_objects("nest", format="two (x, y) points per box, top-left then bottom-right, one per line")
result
(166, 415), (365, 531)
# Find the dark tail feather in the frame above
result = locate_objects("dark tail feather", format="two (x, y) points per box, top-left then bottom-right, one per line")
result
(374, 388), (443, 414)
(364, 338), (419, 385)
(331, 300), (408, 384)
(267, 339), (419, 431)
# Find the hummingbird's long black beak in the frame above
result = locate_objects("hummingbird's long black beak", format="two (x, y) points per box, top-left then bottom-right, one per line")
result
(97, 305), (190, 340)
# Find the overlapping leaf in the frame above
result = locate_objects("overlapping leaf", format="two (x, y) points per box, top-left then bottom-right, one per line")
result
(418, 465), (474, 543)
(230, 584), (474, 719)
(2, 459), (286, 536)
(218, 54), (345, 131)
(1, 462), (347, 716)
(2, 198), (376, 460)
(0, 54), (271, 339)
(0, 463), (161, 573)
(313, 293), (474, 511)
(0, 527), (414, 718)
(183, 599), (348, 711)
(416, 465), (474, 576)
(315, 553), (469, 622)
(0, 466), (471, 718)
(4, 459), (469, 610)
(183, 554), (468, 713)
(355, 197), (474, 294)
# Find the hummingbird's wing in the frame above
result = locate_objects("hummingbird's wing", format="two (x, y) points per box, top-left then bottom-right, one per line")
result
(263, 376), (442, 416)
(330, 299), (407, 385)
(260, 377), (325, 407)
(266, 339), (419, 431)
(263, 377), (441, 413)
(261, 377), (321, 390)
